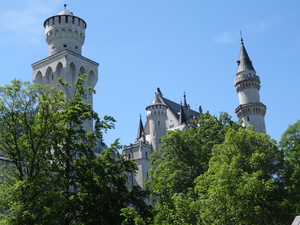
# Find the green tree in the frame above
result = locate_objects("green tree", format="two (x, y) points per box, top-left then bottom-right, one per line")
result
(146, 112), (240, 224)
(0, 77), (151, 224)
(280, 120), (300, 221)
(195, 127), (283, 225)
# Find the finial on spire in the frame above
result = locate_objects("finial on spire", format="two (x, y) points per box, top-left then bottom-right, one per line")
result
(183, 91), (188, 107)
(240, 30), (244, 45)
(64, 4), (67, 9)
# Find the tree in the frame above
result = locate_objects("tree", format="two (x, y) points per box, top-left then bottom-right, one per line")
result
(146, 112), (241, 224)
(280, 120), (300, 221)
(195, 127), (283, 225)
(0, 77), (151, 224)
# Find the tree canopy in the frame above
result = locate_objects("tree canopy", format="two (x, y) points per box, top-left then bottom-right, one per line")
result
(0, 77), (151, 224)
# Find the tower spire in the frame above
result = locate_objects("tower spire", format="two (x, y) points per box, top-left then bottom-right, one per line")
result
(237, 36), (255, 73)
(179, 105), (187, 125)
(234, 37), (266, 133)
(137, 114), (144, 141)
(183, 91), (188, 107)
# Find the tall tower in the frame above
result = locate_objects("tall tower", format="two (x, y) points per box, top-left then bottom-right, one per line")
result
(146, 92), (168, 152)
(31, 5), (98, 132)
(234, 38), (266, 133)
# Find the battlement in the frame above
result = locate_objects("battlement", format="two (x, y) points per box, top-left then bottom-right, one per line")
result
(44, 14), (86, 56)
(234, 74), (261, 92)
(235, 102), (267, 118)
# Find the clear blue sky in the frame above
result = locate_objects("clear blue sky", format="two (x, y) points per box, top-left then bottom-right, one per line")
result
(1, 0), (299, 146)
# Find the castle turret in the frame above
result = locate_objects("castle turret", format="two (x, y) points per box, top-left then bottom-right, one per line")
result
(32, 5), (98, 132)
(234, 38), (266, 133)
(44, 5), (86, 56)
(146, 91), (167, 151)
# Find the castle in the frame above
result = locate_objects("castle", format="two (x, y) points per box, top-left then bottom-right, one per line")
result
(30, 7), (267, 189)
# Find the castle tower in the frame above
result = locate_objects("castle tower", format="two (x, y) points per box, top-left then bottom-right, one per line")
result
(146, 91), (168, 152)
(234, 38), (266, 133)
(31, 5), (99, 132)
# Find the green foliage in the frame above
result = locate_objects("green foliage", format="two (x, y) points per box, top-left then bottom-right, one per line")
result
(0, 77), (151, 224)
(280, 120), (300, 220)
(195, 128), (282, 224)
(146, 112), (241, 224)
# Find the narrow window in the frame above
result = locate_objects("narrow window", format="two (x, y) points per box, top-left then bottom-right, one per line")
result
(72, 17), (75, 24)
(145, 152), (148, 159)
(158, 121), (160, 125)
(65, 16), (68, 23)
(58, 16), (61, 23)
(247, 116), (250, 121)
(83, 93), (87, 100)
(147, 172), (149, 179)
(128, 153), (131, 159)
(52, 74), (53, 80)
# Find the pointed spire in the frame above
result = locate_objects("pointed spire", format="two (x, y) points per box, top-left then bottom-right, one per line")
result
(236, 36), (255, 73)
(137, 114), (144, 140)
(183, 91), (188, 107)
(179, 105), (187, 125)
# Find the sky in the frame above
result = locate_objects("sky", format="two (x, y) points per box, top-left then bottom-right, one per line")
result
(0, 0), (300, 146)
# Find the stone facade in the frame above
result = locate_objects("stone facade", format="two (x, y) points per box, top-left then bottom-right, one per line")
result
(31, 7), (98, 132)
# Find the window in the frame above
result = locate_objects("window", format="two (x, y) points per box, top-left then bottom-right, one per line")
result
(247, 116), (250, 121)
(158, 121), (160, 125)
(58, 16), (61, 23)
(65, 16), (68, 23)
(128, 153), (131, 159)
(145, 152), (148, 159)
(63, 44), (67, 48)
(83, 93), (87, 100)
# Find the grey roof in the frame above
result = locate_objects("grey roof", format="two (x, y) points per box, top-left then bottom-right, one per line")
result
(57, 9), (73, 16)
(237, 38), (255, 73)
(161, 96), (199, 120)
(149, 93), (164, 106)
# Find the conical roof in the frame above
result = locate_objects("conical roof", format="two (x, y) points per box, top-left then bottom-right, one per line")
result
(150, 93), (164, 106)
(137, 115), (144, 140)
(237, 38), (255, 73)
(57, 9), (73, 16)
(179, 105), (187, 125)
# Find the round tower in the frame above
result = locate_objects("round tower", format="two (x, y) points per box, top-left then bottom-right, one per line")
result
(234, 38), (266, 133)
(146, 92), (167, 151)
(43, 5), (86, 56)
